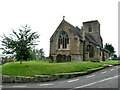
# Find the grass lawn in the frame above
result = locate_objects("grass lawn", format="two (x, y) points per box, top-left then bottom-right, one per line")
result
(2, 60), (119, 77)
(0, 65), (2, 74)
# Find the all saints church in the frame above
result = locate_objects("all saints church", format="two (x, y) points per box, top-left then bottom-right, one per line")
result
(50, 17), (108, 62)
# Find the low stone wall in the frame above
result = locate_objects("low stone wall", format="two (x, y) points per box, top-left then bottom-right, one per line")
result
(2, 64), (119, 83)
(2, 75), (35, 83)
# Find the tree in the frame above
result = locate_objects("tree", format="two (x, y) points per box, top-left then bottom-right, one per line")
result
(39, 48), (45, 59)
(112, 54), (117, 60)
(118, 55), (120, 60)
(31, 48), (45, 60)
(1, 25), (39, 63)
(104, 43), (115, 58)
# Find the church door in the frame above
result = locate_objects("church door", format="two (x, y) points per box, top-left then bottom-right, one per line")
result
(56, 54), (62, 62)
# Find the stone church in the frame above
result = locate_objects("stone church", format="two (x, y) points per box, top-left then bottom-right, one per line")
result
(50, 18), (108, 62)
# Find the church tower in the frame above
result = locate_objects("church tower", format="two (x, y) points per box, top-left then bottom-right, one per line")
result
(82, 20), (103, 47)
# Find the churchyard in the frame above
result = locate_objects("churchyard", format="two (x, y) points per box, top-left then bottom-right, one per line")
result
(2, 60), (119, 76)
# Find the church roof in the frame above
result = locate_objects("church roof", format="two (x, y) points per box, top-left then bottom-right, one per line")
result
(85, 33), (99, 46)
(59, 19), (83, 39)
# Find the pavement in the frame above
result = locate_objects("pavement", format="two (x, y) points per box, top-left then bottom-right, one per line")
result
(2, 65), (120, 89)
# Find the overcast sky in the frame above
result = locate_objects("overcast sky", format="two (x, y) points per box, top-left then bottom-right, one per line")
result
(0, 0), (119, 56)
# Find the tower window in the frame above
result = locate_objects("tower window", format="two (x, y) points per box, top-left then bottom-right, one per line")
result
(58, 31), (69, 49)
(88, 25), (92, 32)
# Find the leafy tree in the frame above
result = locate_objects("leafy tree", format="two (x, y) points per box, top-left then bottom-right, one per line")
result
(38, 48), (45, 59)
(1, 25), (39, 63)
(31, 48), (45, 60)
(118, 55), (120, 60)
(29, 49), (36, 60)
(112, 54), (117, 60)
(104, 43), (115, 58)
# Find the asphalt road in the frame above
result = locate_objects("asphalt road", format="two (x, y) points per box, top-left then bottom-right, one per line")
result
(2, 65), (120, 89)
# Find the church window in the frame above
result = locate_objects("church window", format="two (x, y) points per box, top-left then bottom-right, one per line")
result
(58, 31), (69, 49)
(88, 25), (92, 32)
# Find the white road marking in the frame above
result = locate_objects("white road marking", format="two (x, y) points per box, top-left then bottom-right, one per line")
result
(86, 75), (95, 78)
(100, 71), (106, 74)
(0, 85), (2, 88)
(75, 75), (119, 89)
(12, 85), (26, 88)
(110, 69), (114, 71)
(68, 79), (79, 82)
(108, 65), (113, 66)
(40, 83), (54, 86)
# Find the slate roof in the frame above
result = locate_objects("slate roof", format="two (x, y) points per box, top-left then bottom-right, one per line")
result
(85, 33), (99, 46)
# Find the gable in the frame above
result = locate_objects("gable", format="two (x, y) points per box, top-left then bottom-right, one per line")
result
(50, 19), (83, 41)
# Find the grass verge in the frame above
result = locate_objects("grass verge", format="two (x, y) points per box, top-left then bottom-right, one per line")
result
(0, 65), (2, 74)
(2, 60), (119, 77)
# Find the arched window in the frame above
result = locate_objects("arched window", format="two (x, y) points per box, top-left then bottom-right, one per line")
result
(88, 25), (92, 32)
(58, 31), (69, 49)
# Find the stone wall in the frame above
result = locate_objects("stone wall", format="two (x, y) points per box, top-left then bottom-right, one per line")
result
(71, 54), (82, 62)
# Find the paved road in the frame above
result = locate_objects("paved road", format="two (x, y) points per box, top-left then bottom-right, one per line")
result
(2, 65), (120, 89)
